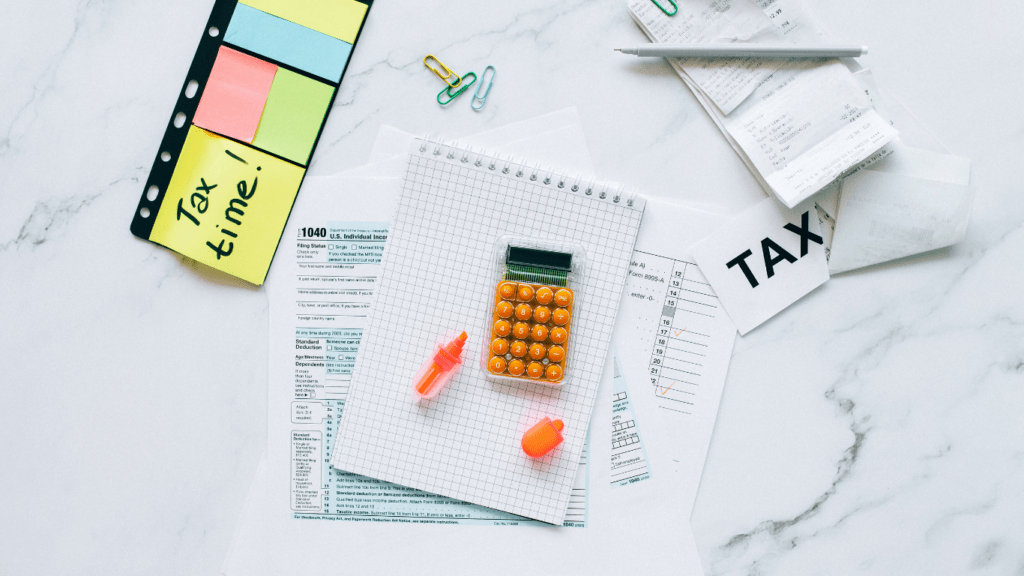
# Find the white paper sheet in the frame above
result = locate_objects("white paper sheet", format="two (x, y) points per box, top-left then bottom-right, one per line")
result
(825, 72), (974, 273)
(612, 198), (738, 513)
(222, 321), (705, 575)
(829, 153), (972, 273)
(691, 197), (829, 334)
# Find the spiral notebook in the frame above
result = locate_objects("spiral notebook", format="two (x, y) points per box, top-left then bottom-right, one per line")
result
(330, 137), (646, 524)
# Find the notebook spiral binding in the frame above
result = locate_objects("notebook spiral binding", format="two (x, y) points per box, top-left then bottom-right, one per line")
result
(417, 135), (641, 208)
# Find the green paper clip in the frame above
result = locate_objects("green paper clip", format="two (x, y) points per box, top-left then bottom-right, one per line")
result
(471, 65), (496, 111)
(651, 0), (678, 16)
(437, 72), (477, 106)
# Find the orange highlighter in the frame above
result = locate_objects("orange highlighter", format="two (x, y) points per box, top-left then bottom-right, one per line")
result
(413, 332), (468, 399)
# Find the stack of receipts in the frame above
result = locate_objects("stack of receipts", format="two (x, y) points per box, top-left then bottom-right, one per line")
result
(627, 0), (898, 208)
(627, 0), (971, 273)
(220, 110), (737, 576)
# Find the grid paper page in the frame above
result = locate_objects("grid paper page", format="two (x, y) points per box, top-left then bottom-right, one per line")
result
(330, 139), (644, 524)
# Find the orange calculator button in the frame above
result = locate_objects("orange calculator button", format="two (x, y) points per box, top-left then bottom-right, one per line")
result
(549, 327), (567, 344)
(531, 324), (548, 342)
(510, 340), (528, 358)
(499, 282), (517, 300)
(515, 304), (533, 321)
(527, 362), (544, 378)
(508, 359), (526, 376)
(547, 345), (565, 363)
(552, 308), (570, 326)
(489, 356), (507, 373)
(494, 320), (511, 337)
(512, 322), (531, 339)
(491, 338), (509, 355)
(545, 364), (562, 381)
(533, 306), (551, 323)
(529, 343), (547, 360)
(535, 287), (553, 305)
(517, 284), (535, 302)
(554, 289), (572, 307)
(495, 301), (514, 319)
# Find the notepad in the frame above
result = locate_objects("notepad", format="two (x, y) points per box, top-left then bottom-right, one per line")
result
(330, 139), (646, 525)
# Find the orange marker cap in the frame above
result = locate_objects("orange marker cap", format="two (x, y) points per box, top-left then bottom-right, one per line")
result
(522, 417), (564, 458)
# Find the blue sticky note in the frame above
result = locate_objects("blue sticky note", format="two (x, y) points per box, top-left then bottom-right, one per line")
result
(224, 4), (354, 83)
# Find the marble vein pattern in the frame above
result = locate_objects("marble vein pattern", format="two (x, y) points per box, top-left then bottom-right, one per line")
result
(1, 0), (1023, 574)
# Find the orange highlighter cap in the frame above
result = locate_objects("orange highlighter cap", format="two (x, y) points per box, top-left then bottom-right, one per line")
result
(521, 417), (565, 458)
(413, 332), (468, 399)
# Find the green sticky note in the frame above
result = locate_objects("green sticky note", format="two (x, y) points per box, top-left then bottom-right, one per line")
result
(252, 69), (334, 165)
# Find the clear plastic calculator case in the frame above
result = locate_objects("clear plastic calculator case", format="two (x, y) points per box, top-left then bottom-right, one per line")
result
(482, 237), (586, 387)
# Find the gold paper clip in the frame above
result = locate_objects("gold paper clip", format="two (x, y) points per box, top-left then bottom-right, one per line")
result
(471, 65), (496, 111)
(424, 55), (462, 88)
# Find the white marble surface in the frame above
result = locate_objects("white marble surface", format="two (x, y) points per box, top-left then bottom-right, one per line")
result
(2, 0), (1023, 574)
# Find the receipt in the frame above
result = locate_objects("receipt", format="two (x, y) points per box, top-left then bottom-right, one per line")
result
(725, 61), (898, 207)
(629, 0), (782, 114)
(829, 147), (972, 273)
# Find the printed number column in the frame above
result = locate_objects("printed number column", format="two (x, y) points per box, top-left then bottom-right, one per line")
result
(649, 261), (682, 391)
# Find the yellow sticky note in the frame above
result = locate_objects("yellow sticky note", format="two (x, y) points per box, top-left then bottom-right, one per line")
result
(239, 0), (368, 44)
(150, 126), (305, 285)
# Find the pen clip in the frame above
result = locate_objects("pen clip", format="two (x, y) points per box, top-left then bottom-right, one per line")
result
(651, 0), (678, 16)
(424, 55), (462, 88)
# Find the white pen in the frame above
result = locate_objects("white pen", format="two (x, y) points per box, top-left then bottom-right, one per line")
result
(616, 44), (868, 58)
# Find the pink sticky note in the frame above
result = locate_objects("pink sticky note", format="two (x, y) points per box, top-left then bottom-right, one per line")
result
(192, 46), (278, 143)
